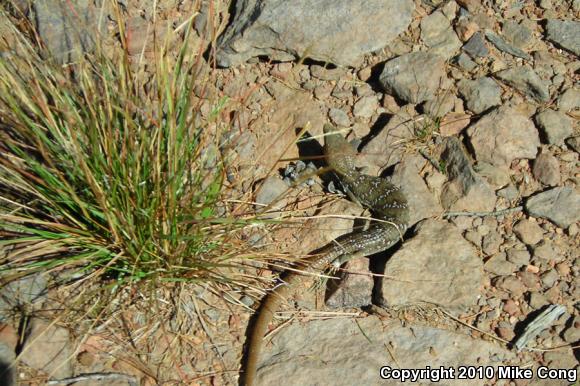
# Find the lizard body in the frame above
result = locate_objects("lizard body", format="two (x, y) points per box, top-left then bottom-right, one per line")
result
(242, 124), (409, 385)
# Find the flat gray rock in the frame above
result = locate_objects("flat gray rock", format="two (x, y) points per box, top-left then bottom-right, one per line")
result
(462, 31), (489, 58)
(485, 31), (531, 60)
(254, 176), (289, 218)
(379, 219), (483, 310)
(0, 273), (47, 318)
(353, 95), (379, 118)
(566, 136), (580, 153)
(328, 108), (351, 127)
(473, 162), (511, 188)
(458, 77), (502, 114)
(484, 253), (517, 276)
(513, 219), (544, 246)
(32, 0), (105, 64)
(545, 19), (580, 56)
(379, 52), (447, 104)
(440, 138), (496, 212)
(557, 87), (580, 112)
(216, 0), (414, 67)
(502, 20), (535, 49)
(325, 257), (373, 308)
(256, 316), (513, 385)
(466, 105), (540, 167)
(20, 320), (73, 378)
(495, 66), (550, 103)
(359, 105), (417, 172)
(420, 10), (462, 59)
(532, 152), (560, 186)
(535, 108), (573, 145)
(525, 187), (580, 228)
(391, 155), (443, 225)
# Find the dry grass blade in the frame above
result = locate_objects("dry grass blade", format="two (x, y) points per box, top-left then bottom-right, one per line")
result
(0, 1), (265, 316)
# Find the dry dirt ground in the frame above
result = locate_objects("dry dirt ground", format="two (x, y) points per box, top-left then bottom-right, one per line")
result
(0, 0), (578, 385)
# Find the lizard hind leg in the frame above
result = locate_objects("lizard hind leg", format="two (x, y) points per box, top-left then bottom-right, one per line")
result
(310, 251), (364, 292)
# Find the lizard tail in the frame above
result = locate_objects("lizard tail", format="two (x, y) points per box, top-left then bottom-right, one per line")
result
(242, 273), (295, 386)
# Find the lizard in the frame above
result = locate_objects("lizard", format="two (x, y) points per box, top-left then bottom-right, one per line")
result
(242, 123), (410, 386)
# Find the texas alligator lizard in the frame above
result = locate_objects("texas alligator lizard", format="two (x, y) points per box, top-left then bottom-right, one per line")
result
(242, 123), (410, 385)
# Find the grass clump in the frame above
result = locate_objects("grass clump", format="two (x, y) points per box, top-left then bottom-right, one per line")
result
(0, 6), (244, 295)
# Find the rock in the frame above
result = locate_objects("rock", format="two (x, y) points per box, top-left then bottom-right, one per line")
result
(439, 112), (471, 137)
(517, 271), (541, 291)
(495, 66), (550, 103)
(216, 0), (414, 67)
(420, 10), (462, 59)
(532, 152), (560, 186)
(423, 93), (459, 118)
(0, 343), (15, 386)
(440, 137), (496, 212)
(525, 187), (580, 228)
(256, 316), (514, 385)
(569, 223), (579, 237)
(457, 0), (483, 13)
(32, 0), (104, 64)
(502, 299), (521, 317)
(254, 176), (289, 217)
(482, 231), (502, 255)
(464, 229), (482, 247)
(353, 95), (379, 118)
(502, 20), (534, 50)
(543, 348), (578, 370)
(314, 83), (333, 100)
(555, 262), (571, 276)
(310, 65), (346, 81)
(473, 162), (510, 188)
(566, 136), (580, 153)
(506, 247), (531, 267)
(329, 108), (351, 127)
(390, 156), (443, 226)
(528, 292), (549, 309)
(355, 83), (374, 98)
(534, 109), (573, 145)
(562, 316), (580, 343)
(533, 241), (564, 263)
(545, 19), (580, 56)
(0, 273), (47, 316)
(379, 52), (446, 104)
(359, 105), (416, 171)
(485, 253), (517, 276)
(462, 31), (489, 58)
(20, 320), (73, 378)
(557, 87), (580, 112)
(513, 219), (544, 245)
(457, 77), (502, 114)
(466, 105), (540, 167)
(484, 31), (531, 60)
(325, 257), (373, 308)
(379, 219), (483, 310)
(493, 276), (526, 296)
(497, 184), (519, 201)
(541, 269), (559, 288)
(381, 94), (400, 114)
(224, 128), (258, 164)
(496, 325), (516, 341)
(454, 52), (478, 71)
(455, 18), (479, 41)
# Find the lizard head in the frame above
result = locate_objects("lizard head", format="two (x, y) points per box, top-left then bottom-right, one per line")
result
(323, 123), (358, 177)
